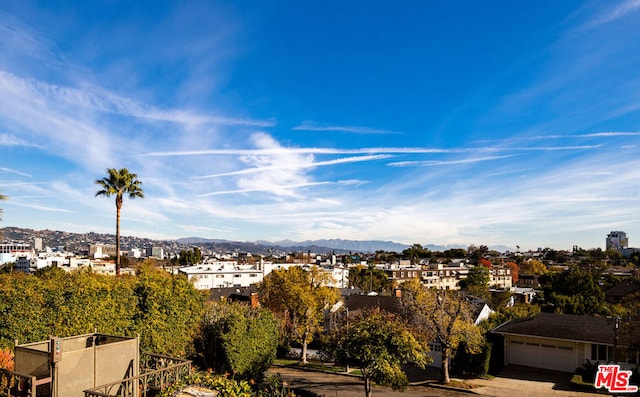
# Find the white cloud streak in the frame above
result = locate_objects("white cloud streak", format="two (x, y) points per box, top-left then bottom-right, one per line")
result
(144, 145), (598, 157)
(293, 121), (400, 135)
(0, 132), (40, 147)
(0, 168), (32, 177)
(0, 71), (273, 127)
(586, 0), (640, 28)
(198, 181), (333, 197)
(195, 154), (392, 179)
(388, 154), (518, 167)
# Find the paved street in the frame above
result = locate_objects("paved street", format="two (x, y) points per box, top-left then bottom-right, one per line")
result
(268, 365), (608, 397)
(268, 367), (477, 397)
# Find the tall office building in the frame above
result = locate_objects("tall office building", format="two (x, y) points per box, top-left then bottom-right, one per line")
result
(606, 231), (628, 250)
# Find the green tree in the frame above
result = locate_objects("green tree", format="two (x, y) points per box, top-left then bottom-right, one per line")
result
(195, 302), (278, 380)
(348, 265), (391, 292)
(133, 263), (205, 356)
(463, 265), (491, 298)
(399, 279), (483, 384)
(539, 266), (607, 315)
(95, 168), (144, 276)
(259, 266), (339, 364)
(402, 243), (431, 264)
(520, 258), (547, 275)
(443, 248), (466, 259)
(180, 247), (203, 266)
(327, 308), (429, 397)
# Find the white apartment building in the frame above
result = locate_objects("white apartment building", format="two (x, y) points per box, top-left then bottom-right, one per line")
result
(421, 261), (470, 290)
(178, 261), (262, 289)
(15, 253), (96, 273)
(490, 267), (513, 289)
(178, 260), (345, 290)
(0, 242), (33, 265)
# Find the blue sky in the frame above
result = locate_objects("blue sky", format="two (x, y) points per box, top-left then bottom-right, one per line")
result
(1, 1), (640, 251)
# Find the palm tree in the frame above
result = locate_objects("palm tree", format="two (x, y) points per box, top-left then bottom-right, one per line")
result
(95, 168), (144, 275)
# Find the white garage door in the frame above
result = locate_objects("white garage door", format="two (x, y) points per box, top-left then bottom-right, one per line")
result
(507, 339), (577, 373)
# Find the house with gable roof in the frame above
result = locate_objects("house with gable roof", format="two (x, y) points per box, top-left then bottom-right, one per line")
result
(492, 312), (638, 373)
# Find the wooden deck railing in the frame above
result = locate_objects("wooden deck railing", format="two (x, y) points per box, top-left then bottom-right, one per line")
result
(83, 353), (192, 397)
(0, 369), (36, 397)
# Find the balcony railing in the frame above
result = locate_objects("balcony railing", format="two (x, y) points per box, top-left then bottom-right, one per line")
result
(0, 369), (36, 397)
(83, 353), (192, 397)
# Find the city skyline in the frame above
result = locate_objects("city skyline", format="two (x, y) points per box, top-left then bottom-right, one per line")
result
(1, 1), (640, 251)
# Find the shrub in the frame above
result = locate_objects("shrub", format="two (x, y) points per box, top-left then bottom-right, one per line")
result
(0, 349), (14, 371)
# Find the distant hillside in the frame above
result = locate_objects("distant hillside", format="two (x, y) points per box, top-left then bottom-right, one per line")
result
(262, 239), (411, 253)
(3, 228), (513, 255)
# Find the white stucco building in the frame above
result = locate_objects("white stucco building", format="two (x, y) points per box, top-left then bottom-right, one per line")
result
(178, 261), (262, 289)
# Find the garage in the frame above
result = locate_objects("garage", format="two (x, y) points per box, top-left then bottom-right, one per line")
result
(506, 338), (577, 373)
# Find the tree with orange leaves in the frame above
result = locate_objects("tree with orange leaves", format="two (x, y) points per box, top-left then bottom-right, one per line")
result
(478, 258), (492, 268)
(505, 262), (519, 284)
(0, 349), (14, 371)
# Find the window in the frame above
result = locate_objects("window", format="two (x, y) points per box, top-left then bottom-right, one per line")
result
(591, 344), (613, 361)
(558, 346), (573, 351)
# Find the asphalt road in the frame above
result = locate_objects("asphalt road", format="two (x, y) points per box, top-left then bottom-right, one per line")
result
(267, 367), (472, 397)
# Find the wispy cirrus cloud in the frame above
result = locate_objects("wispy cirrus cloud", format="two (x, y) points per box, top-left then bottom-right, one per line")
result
(0, 167), (33, 177)
(6, 201), (73, 213)
(144, 147), (456, 156)
(144, 144), (600, 157)
(0, 71), (273, 127)
(585, 0), (640, 28)
(293, 121), (401, 135)
(198, 181), (333, 197)
(388, 154), (518, 167)
(195, 154), (391, 179)
(0, 133), (40, 148)
(529, 131), (640, 140)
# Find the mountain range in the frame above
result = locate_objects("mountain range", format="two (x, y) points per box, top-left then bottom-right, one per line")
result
(2, 226), (512, 254)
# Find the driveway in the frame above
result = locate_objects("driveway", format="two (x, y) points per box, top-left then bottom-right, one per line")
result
(458, 365), (605, 397)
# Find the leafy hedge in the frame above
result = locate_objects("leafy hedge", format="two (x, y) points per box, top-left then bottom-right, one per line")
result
(0, 265), (204, 356)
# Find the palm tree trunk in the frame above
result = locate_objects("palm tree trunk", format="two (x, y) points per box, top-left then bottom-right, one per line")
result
(115, 202), (121, 276)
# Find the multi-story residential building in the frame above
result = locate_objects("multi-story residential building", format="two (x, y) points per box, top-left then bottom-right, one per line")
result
(179, 260), (346, 290)
(490, 266), (513, 289)
(421, 261), (470, 290)
(0, 241), (33, 265)
(383, 263), (424, 286)
(178, 261), (262, 289)
(15, 252), (95, 273)
(378, 259), (512, 291)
